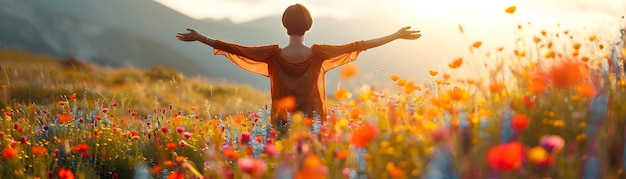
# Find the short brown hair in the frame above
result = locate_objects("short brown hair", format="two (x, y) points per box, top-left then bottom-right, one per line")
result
(282, 4), (313, 36)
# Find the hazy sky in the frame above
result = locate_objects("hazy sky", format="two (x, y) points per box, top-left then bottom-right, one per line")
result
(154, 0), (625, 24)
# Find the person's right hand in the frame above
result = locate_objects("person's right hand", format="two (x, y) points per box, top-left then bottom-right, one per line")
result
(176, 28), (203, 42)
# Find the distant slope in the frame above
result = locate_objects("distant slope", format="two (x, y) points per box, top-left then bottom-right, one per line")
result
(0, 0), (206, 75)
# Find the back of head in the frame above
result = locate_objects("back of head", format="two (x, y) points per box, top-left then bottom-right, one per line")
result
(282, 4), (313, 36)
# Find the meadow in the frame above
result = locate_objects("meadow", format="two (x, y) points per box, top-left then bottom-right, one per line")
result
(1, 7), (626, 179)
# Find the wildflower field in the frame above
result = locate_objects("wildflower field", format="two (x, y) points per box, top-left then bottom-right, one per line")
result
(2, 6), (626, 179)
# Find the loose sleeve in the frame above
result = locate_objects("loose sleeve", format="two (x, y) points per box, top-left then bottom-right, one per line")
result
(315, 41), (367, 72)
(213, 40), (278, 77)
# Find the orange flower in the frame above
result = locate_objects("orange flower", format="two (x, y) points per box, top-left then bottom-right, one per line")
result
(340, 64), (359, 81)
(504, 5), (516, 14)
(350, 108), (362, 119)
(336, 150), (349, 161)
(58, 101), (66, 106)
(176, 156), (186, 163)
(303, 154), (324, 169)
(31, 146), (48, 156)
(58, 113), (72, 124)
(429, 70), (439, 76)
(448, 58), (463, 69)
(223, 148), (239, 160)
(334, 88), (352, 99)
(150, 165), (162, 173)
(388, 166), (406, 179)
(528, 76), (545, 94)
(443, 73), (450, 81)
(449, 87), (467, 101)
(390, 75), (401, 81)
(577, 84), (596, 98)
(302, 117), (313, 127)
(404, 85), (419, 94)
(351, 123), (377, 147)
(2, 148), (18, 159)
(396, 79), (407, 86)
(489, 82), (506, 93)
(549, 59), (587, 89)
(472, 41), (482, 48)
(173, 115), (184, 123)
(233, 114), (245, 124)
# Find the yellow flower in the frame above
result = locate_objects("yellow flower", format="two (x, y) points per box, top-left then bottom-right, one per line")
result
(527, 146), (548, 164)
(589, 35), (597, 41)
(274, 141), (283, 151)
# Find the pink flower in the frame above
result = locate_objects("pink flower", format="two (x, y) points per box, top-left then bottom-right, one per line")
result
(264, 144), (279, 157)
(238, 157), (267, 177)
(176, 126), (184, 134)
(160, 126), (168, 133)
(429, 127), (451, 142)
(183, 132), (192, 139)
(102, 108), (109, 113)
(539, 135), (565, 152)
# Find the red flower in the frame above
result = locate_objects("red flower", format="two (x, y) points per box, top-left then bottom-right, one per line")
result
(486, 141), (524, 171)
(350, 123), (377, 147)
(511, 114), (530, 132)
(521, 96), (535, 108)
(58, 168), (75, 179)
(71, 144), (89, 153)
(548, 59), (587, 89)
(166, 142), (177, 150)
(2, 148), (18, 159)
(240, 131), (251, 145)
(166, 171), (184, 179)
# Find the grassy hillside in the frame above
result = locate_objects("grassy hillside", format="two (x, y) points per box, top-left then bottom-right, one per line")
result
(0, 49), (270, 115)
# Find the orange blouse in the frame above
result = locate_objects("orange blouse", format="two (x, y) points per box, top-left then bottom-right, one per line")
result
(213, 40), (367, 121)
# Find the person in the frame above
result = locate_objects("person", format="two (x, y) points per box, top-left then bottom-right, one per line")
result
(176, 4), (421, 137)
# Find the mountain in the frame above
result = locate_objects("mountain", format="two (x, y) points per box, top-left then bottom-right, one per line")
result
(0, 0), (455, 91)
(0, 0), (209, 75)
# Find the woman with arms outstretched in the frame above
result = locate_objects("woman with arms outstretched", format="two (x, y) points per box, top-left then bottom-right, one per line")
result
(176, 4), (421, 138)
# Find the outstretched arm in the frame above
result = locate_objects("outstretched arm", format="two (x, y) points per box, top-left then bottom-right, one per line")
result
(363, 26), (421, 49)
(176, 28), (216, 46)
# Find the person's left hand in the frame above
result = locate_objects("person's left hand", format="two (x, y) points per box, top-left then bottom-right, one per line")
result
(395, 26), (421, 40)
